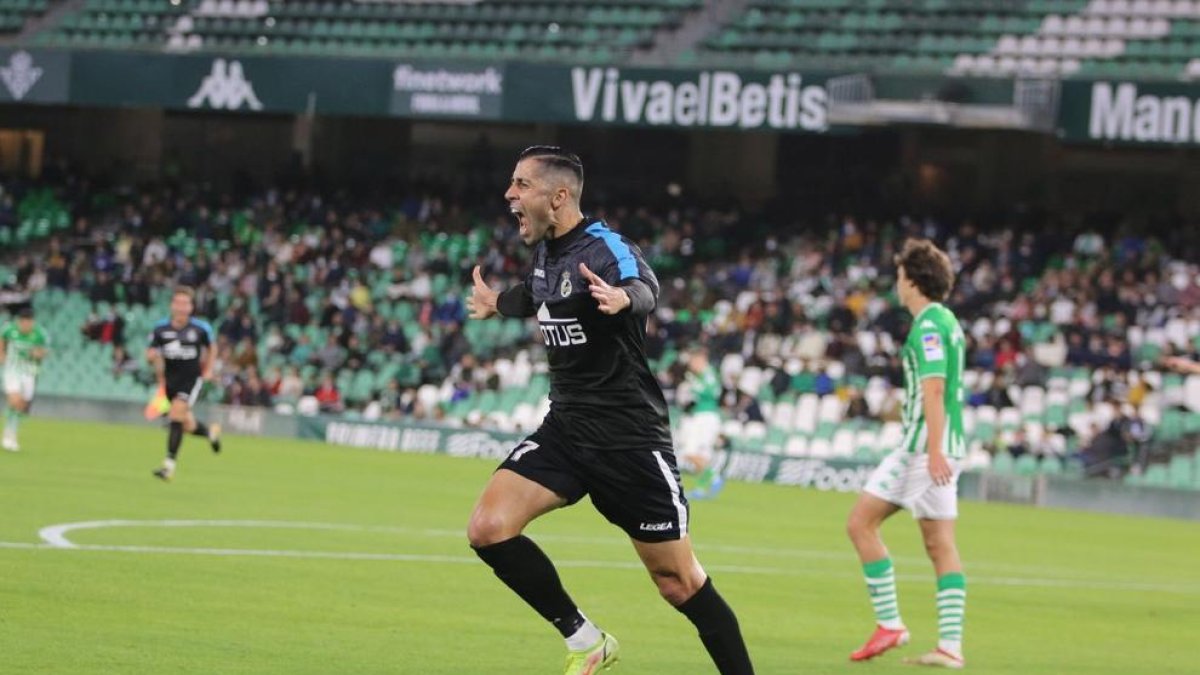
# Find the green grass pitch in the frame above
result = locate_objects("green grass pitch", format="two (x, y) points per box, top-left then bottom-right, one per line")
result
(1, 418), (1196, 674)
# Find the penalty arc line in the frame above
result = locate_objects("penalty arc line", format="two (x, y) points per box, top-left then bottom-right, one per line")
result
(16, 519), (1200, 595)
(33, 519), (1141, 580)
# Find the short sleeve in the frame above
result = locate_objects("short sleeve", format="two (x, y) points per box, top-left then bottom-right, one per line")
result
(914, 326), (948, 379)
(586, 223), (651, 286)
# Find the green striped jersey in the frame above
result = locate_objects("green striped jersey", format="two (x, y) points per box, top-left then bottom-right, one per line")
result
(899, 303), (966, 458)
(1, 322), (50, 377)
(688, 366), (721, 414)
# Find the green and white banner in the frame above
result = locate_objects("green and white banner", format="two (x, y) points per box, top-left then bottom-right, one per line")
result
(713, 451), (875, 492)
(299, 416), (525, 459)
(1, 49), (836, 133)
(504, 64), (831, 132)
(1059, 80), (1200, 145)
(300, 415), (878, 492)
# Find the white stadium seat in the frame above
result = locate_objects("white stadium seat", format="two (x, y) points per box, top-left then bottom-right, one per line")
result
(832, 429), (856, 457)
(855, 429), (879, 455)
(818, 395), (844, 424)
(807, 438), (833, 458)
(743, 421), (768, 439)
(794, 394), (819, 434)
(785, 435), (809, 457)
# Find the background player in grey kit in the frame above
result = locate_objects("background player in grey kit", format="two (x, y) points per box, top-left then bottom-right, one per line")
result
(466, 146), (755, 675)
(146, 286), (222, 481)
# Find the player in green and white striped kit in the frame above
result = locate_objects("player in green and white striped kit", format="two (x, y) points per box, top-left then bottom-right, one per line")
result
(0, 306), (50, 452)
(680, 348), (724, 499)
(845, 239), (968, 669)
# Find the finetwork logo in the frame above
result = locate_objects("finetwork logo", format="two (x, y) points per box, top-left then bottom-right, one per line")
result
(392, 64), (503, 116)
(1, 51), (42, 101)
(188, 58), (263, 111)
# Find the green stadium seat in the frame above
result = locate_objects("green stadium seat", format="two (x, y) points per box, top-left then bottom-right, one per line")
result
(1142, 464), (1170, 489)
(1040, 455), (1064, 476)
(1168, 455), (1194, 490)
(1014, 453), (1039, 476)
(990, 451), (1015, 474)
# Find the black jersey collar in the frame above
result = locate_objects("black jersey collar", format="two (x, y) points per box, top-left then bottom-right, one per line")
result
(546, 216), (593, 256)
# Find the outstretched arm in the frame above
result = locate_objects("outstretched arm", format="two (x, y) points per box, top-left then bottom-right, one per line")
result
(468, 265), (536, 319)
(579, 263), (655, 317)
(1163, 356), (1200, 375)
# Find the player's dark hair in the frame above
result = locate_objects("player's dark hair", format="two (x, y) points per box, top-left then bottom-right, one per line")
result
(518, 145), (584, 185)
(895, 239), (954, 302)
(173, 285), (196, 301)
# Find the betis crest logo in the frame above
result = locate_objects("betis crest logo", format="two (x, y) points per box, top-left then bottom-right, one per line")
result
(559, 270), (572, 297)
(0, 51), (42, 101)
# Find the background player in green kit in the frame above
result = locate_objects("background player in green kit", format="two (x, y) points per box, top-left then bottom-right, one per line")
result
(0, 306), (50, 451)
(680, 348), (725, 499)
(845, 239), (968, 669)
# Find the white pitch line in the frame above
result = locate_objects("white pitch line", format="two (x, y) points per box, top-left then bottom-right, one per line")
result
(32, 519), (1120, 579)
(21, 519), (1200, 595)
(36, 519), (423, 549)
(4, 540), (1199, 593)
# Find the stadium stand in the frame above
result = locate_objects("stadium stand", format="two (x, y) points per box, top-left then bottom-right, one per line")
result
(33, 0), (703, 63)
(3, 174), (1200, 487)
(15, 0), (1200, 76)
(0, 0), (52, 36)
(688, 0), (1200, 78)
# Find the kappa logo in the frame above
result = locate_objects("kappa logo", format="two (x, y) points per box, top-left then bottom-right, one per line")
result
(188, 59), (263, 111)
(559, 270), (573, 297)
(1, 51), (42, 101)
(639, 521), (674, 532)
(533, 268), (546, 279)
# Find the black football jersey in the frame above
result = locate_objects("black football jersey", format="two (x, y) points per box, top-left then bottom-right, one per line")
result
(509, 220), (673, 452)
(148, 318), (214, 380)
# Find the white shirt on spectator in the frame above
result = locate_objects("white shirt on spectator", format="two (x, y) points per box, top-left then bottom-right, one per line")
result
(370, 241), (393, 269)
(1051, 297), (1075, 325)
(143, 238), (168, 267)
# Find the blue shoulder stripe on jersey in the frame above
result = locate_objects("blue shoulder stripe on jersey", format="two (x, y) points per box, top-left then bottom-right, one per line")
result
(192, 319), (215, 342)
(584, 222), (639, 280)
(154, 318), (170, 328)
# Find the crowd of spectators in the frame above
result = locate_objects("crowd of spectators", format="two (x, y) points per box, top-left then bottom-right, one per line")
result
(3, 174), (1200, 474)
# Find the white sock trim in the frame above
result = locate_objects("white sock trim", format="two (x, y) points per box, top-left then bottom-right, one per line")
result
(565, 617), (602, 652)
(937, 639), (963, 658)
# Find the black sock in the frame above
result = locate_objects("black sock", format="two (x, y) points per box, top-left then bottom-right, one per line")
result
(191, 421), (209, 438)
(473, 535), (586, 638)
(167, 421), (183, 460)
(675, 577), (755, 675)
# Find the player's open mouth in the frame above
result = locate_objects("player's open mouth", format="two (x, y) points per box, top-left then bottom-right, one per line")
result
(511, 206), (528, 237)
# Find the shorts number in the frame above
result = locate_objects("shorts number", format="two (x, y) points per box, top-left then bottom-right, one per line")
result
(510, 440), (540, 462)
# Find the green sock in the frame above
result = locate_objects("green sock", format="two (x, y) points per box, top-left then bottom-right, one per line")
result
(4, 407), (16, 434)
(863, 558), (903, 629)
(696, 466), (716, 489)
(936, 572), (966, 656)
